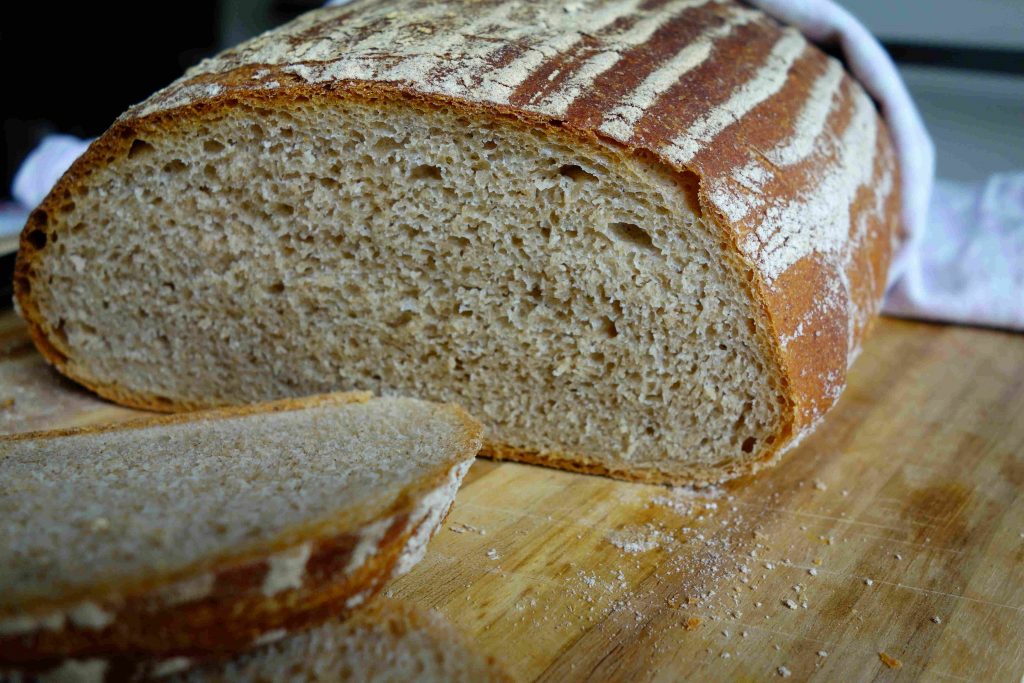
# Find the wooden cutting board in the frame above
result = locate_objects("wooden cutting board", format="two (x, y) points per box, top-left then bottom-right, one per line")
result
(2, 310), (1022, 682)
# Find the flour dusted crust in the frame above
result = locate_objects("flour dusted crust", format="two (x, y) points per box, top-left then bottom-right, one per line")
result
(0, 394), (480, 669)
(14, 0), (900, 482)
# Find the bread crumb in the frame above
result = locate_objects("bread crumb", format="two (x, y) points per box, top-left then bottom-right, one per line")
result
(813, 558), (823, 566)
(931, 615), (942, 624)
(486, 548), (499, 560)
(817, 650), (828, 657)
(783, 599), (798, 609)
(683, 616), (702, 631)
(813, 480), (827, 491)
(864, 578), (873, 586)
(878, 652), (902, 669)
(778, 665), (791, 677)
(808, 568), (818, 576)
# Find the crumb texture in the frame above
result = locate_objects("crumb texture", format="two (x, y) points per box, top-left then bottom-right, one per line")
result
(0, 396), (477, 608)
(27, 95), (783, 483)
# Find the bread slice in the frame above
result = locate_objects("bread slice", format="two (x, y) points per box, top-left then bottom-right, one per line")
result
(0, 393), (481, 668)
(162, 599), (511, 682)
(13, 0), (899, 485)
(2, 600), (511, 682)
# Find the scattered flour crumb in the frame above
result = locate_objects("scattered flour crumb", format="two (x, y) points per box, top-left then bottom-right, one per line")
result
(778, 665), (792, 677)
(486, 548), (499, 560)
(817, 650), (828, 657)
(814, 480), (827, 491)
(783, 599), (798, 610)
(608, 525), (674, 554)
(878, 652), (903, 669)
(931, 615), (942, 624)
(808, 568), (818, 576)
(864, 578), (874, 586)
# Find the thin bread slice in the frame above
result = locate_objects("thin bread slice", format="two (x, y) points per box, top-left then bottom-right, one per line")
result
(0, 393), (482, 667)
(2, 600), (512, 682)
(163, 598), (512, 682)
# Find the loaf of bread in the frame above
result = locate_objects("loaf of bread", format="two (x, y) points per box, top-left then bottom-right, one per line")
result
(14, 0), (899, 485)
(0, 393), (481, 670)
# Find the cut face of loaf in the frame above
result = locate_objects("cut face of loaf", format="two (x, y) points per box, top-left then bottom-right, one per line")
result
(0, 393), (481, 668)
(15, 0), (899, 485)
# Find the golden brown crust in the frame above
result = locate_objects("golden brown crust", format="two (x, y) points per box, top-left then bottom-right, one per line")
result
(0, 394), (483, 666)
(14, 0), (899, 484)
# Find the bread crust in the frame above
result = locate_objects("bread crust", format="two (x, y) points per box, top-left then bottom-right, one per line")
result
(0, 394), (483, 667)
(13, 0), (899, 484)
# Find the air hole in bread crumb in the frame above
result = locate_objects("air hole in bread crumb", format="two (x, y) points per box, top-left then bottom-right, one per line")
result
(389, 311), (416, 328)
(410, 164), (443, 181)
(741, 437), (756, 453)
(163, 159), (187, 174)
(558, 164), (598, 183)
(203, 139), (225, 153)
(272, 203), (294, 217)
(268, 281), (285, 295)
(128, 139), (155, 159)
(608, 222), (656, 252)
(26, 229), (47, 250)
(373, 137), (402, 153)
(600, 316), (618, 338)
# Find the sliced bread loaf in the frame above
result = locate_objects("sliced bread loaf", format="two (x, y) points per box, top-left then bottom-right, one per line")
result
(14, 0), (899, 485)
(0, 393), (481, 668)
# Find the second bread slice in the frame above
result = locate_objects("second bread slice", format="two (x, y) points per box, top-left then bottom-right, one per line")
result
(0, 393), (481, 669)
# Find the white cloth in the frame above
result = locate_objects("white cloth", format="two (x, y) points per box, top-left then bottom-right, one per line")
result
(7, 2), (1020, 332)
(749, 0), (935, 286)
(11, 134), (93, 210)
(884, 174), (1024, 331)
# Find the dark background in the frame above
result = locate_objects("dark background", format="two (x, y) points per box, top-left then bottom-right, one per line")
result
(0, 1), (324, 200)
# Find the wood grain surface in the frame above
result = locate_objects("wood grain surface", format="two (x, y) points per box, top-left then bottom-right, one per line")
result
(2, 310), (1022, 681)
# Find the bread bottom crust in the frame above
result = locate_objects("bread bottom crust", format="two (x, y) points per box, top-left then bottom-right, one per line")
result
(479, 440), (781, 487)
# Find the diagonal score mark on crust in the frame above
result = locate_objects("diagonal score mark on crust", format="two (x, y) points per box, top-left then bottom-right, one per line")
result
(597, 5), (760, 140)
(529, 0), (719, 115)
(661, 28), (807, 165)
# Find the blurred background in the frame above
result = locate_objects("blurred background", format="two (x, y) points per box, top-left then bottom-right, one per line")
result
(1, 0), (1023, 307)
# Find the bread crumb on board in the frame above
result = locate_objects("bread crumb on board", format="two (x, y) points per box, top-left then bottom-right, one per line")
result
(777, 665), (792, 677)
(878, 652), (903, 669)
